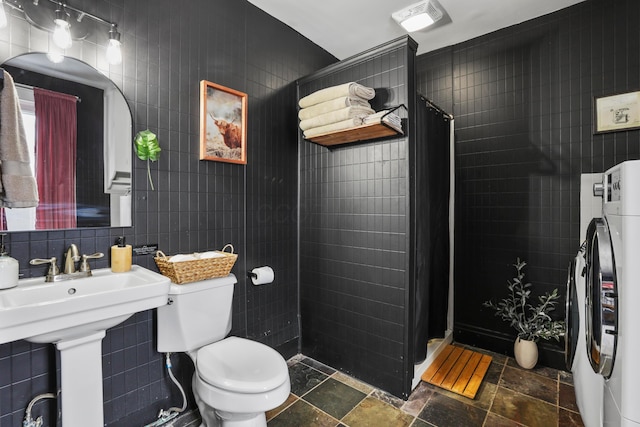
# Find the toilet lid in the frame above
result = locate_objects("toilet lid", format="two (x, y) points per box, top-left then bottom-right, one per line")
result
(196, 336), (289, 393)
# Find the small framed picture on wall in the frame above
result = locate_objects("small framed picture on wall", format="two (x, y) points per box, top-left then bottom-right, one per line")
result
(199, 80), (247, 164)
(594, 90), (640, 134)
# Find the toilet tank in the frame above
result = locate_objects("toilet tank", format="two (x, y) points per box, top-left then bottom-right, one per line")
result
(157, 274), (237, 353)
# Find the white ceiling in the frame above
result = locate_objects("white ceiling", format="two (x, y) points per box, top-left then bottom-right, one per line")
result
(247, 0), (587, 59)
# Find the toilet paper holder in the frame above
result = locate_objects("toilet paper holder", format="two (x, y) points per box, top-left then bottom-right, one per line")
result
(247, 266), (275, 285)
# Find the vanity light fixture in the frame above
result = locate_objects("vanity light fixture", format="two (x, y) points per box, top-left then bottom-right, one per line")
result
(106, 24), (122, 65)
(2, 0), (123, 64)
(52, 7), (72, 49)
(392, 0), (444, 32)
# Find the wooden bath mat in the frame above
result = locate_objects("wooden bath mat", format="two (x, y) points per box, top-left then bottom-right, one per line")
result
(421, 345), (492, 399)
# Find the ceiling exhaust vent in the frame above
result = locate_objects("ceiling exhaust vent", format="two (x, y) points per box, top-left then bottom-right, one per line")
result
(392, 1), (444, 32)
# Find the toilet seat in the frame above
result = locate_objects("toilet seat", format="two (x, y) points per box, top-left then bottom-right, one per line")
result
(196, 336), (289, 393)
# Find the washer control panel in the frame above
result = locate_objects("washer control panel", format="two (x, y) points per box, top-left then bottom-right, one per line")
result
(607, 169), (621, 202)
(603, 160), (640, 215)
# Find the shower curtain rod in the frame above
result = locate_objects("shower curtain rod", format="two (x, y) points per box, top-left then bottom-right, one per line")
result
(421, 96), (453, 120)
(14, 81), (81, 102)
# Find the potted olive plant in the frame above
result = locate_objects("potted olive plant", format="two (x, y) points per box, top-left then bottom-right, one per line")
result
(483, 258), (565, 369)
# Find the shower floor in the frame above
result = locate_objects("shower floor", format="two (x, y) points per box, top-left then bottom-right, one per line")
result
(267, 343), (585, 427)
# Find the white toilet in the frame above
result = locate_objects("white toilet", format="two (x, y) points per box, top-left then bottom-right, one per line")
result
(156, 274), (291, 427)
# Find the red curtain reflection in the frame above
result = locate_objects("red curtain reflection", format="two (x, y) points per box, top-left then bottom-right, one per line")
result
(34, 88), (77, 229)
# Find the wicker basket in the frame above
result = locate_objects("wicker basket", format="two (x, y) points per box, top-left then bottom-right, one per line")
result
(154, 244), (237, 284)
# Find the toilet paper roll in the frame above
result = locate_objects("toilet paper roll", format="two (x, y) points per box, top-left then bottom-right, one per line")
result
(251, 266), (274, 285)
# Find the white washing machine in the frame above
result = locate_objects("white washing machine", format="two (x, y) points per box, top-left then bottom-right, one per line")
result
(585, 160), (640, 427)
(566, 244), (604, 427)
(565, 173), (604, 427)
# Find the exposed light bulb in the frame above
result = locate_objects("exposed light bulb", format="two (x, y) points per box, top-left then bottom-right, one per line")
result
(106, 26), (122, 65)
(106, 38), (121, 65)
(53, 23), (72, 49)
(53, 9), (72, 49)
(400, 13), (434, 32)
(0, 0), (8, 30)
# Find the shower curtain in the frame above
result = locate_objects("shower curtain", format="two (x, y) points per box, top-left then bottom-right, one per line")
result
(34, 87), (78, 229)
(413, 94), (451, 363)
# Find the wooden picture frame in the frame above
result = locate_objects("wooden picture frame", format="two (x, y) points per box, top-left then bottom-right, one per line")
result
(199, 80), (247, 164)
(594, 90), (640, 134)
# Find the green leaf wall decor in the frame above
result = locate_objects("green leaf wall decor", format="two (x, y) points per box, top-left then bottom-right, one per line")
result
(134, 130), (161, 190)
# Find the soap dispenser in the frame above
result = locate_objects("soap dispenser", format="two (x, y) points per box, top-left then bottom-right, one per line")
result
(111, 236), (132, 273)
(0, 233), (19, 289)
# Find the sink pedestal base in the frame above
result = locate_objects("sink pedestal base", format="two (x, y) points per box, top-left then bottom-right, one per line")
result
(56, 331), (106, 427)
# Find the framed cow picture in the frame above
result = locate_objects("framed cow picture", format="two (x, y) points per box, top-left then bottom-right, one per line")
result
(199, 80), (247, 164)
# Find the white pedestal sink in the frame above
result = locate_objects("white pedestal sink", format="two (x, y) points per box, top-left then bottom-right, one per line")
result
(0, 265), (170, 427)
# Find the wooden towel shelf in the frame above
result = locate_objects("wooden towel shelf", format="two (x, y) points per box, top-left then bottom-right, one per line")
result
(305, 104), (406, 147)
(306, 122), (403, 146)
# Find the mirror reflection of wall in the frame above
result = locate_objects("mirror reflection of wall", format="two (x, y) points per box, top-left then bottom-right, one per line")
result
(0, 53), (132, 231)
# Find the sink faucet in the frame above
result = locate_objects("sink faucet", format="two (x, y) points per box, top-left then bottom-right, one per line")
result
(64, 244), (81, 274)
(30, 244), (104, 282)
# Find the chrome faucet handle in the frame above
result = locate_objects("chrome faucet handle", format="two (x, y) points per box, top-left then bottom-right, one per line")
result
(30, 257), (60, 281)
(79, 252), (104, 273)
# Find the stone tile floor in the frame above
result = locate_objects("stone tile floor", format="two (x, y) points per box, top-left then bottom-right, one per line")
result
(267, 344), (586, 427)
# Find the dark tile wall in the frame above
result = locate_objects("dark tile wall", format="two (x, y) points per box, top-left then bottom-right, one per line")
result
(0, 0), (335, 425)
(416, 0), (640, 367)
(299, 39), (415, 399)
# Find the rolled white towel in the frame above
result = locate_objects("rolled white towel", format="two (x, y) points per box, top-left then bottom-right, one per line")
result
(299, 106), (374, 131)
(363, 110), (398, 121)
(168, 254), (198, 262)
(199, 251), (225, 259)
(299, 82), (375, 108)
(304, 117), (366, 139)
(299, 97), (371, 120)
(363, 110), (402, 130)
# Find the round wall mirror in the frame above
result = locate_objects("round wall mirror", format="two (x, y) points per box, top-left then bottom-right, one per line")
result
(1, 53), (132, 231)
